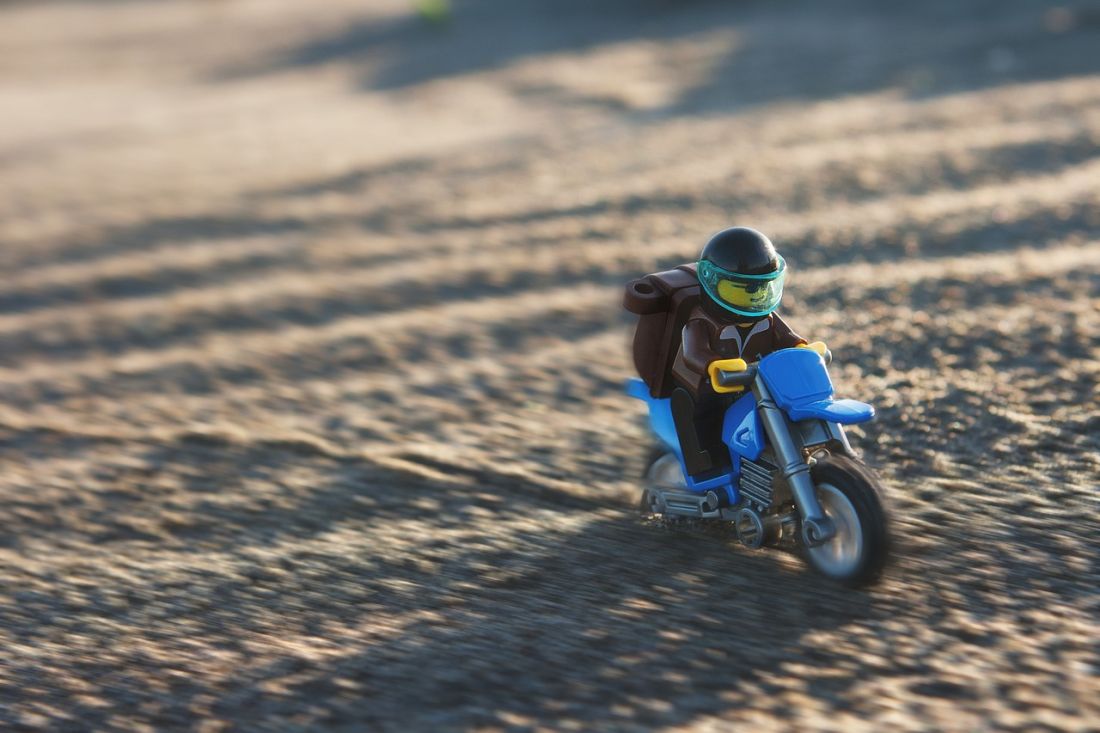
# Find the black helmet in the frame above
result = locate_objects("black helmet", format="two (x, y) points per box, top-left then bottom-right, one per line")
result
(697, 227), (786, 319)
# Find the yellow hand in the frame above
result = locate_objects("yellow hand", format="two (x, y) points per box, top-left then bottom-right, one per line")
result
(799, 341), (828, 357)
(707, 358), (748, 394)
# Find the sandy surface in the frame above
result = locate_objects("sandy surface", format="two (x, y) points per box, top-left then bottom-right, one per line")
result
(0, 0), (1098, 730)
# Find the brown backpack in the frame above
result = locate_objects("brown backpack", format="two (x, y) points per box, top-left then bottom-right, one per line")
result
(623, 263), (699, 398)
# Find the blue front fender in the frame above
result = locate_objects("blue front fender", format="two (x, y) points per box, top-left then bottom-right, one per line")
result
(758, 349), (876, 426)
(787, 398), (875, 424)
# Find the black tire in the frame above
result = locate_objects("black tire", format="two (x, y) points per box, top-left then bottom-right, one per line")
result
(802, 455), (891, 586)
(638, 486), (661, 515)
(639, 446), (663, 514)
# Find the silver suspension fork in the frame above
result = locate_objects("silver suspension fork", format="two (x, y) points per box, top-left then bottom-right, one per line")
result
(751, 376), (835, 546)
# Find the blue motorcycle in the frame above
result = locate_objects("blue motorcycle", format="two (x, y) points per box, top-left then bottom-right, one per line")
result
(627, 347), (890, 585)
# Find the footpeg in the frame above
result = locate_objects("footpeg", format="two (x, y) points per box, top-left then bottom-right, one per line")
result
(648, 488), (723, 519)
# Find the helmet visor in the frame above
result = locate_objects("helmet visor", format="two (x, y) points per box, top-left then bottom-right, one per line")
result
(698, 256), (785, 317)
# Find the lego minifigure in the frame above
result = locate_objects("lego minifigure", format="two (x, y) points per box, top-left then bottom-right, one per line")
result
(623, 227), (889, 585)
(627, 226), (818, 482)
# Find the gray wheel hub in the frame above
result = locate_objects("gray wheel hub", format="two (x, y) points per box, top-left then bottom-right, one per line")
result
(805, 482), (864, 579)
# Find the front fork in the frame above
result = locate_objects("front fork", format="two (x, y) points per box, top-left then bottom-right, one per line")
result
(752, 379), (836, 546)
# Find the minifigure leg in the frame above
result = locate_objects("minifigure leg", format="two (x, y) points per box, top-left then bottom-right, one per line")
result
(696, 397), (733, 473)
(671, 387), (713, 476)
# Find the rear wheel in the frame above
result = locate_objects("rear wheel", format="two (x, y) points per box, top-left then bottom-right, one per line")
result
(803, 455), (890, 586)
(639, 448), (684, 515)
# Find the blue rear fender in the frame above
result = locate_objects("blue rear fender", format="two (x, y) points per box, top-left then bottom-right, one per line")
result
(626, 378), (740, 504)
(758, 349), (875, 425)
(625, 378), (680, 453)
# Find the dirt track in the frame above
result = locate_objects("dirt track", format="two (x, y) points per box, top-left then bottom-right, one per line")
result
(1, 0), (1098, 730)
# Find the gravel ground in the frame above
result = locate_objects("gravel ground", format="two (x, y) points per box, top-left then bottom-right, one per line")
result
(0, 0), (1098, 730)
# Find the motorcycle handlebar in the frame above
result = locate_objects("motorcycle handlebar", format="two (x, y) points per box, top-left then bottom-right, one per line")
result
(716, 365), (758, 388)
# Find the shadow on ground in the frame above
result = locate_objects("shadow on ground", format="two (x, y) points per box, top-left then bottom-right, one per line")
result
(0, 438), (877, 729)
(5, 432), (1095, 728)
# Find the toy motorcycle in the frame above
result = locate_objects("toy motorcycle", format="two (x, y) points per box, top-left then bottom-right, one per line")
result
(627, 346), (890, 585)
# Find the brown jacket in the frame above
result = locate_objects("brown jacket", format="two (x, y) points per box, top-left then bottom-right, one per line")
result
(671, 309), (806, 398)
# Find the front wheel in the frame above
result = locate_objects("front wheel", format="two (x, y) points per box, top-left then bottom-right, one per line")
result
(803, 455), (891, 586)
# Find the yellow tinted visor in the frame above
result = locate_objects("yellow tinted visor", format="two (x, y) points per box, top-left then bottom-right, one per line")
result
(698, 256), (786, 317)
(716, 279), (773, 309)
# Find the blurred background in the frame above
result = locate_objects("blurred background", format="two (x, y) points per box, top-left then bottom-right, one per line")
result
(0, 0), (1098, 729)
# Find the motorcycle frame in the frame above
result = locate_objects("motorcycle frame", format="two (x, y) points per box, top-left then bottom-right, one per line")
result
(629, 349), (874, 545)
